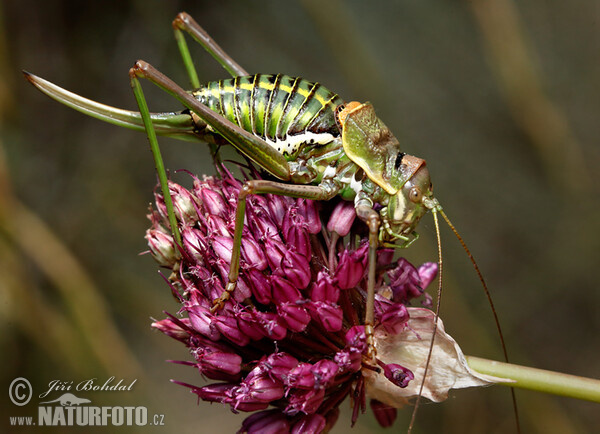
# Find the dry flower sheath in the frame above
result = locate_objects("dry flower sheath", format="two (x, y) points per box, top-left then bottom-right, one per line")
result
(149, 169), (499, 432)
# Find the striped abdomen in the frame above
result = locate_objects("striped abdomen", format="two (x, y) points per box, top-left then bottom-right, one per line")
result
(191, 74), (344, 159)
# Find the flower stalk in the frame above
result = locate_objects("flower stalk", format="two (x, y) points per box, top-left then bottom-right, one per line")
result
(467, 356), (600, 403)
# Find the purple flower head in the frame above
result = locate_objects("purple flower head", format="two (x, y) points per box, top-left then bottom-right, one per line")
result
(148, 170), (439, 432)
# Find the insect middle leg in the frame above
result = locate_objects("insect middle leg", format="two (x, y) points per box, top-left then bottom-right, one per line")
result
(212, 181), (382, 363)
(211, 180), (340, 312)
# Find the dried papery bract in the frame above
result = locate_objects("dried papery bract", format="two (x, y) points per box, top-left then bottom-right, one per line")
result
(149, 170), (502, 431)
(365, 308), (508, 406)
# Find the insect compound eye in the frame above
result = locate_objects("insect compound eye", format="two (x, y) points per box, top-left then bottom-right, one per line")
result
(409, 186), (422, 203)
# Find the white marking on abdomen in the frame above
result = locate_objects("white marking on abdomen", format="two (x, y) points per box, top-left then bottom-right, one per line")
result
(264, 131), (335, 156)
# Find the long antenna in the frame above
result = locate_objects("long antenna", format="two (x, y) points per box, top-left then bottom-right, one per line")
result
(439, 208), (521, 433)
(407, 209), (443, 433)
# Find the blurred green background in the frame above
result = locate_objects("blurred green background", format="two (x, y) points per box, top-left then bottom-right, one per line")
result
(1, 0), (598, 432)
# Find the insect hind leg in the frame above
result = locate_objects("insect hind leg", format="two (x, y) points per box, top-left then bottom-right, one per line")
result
(171, 13), (250, 166)
(130, 61), (292, 181)
(129, 66), (182, 249)
(172, 12), (248, 84)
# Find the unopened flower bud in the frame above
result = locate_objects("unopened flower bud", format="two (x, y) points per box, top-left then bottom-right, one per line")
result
(282, 213), (311, 259)
(271, 275), (302, 304)
(370, 399), (397, 428)
(187, 304), (220, 340)
(205, 214), (230, 238)
(239, 409), (290, 434)
(245, 268), (272, 305)
(308, 301), (343, 332)
(288, 363), (317, 389)
(277, 250), (311, 289)
(264, 238), (285, 270)
(212, 236), (234, 263)
(266, 194), (293, 227)
(277, 302), (310, 333)
(169, 181), (199, 224)
(193, 382), (236, 402)
(310, 272), (339, 303)
(259, 352), (299, 382)
(151, 318), (188, 341)
(241, 237), (267, 270)
(215, 315), (250, 347)
(334, 242), (369, 289)
(291, 413), (326, 434)
(199, 351), (242, 377)
(146, 229), (177, 267)
(285, 388), (325, 416)
(199, 186), (228, 217)
(326, 201), (356, 236)
(182, 227), (206, 264)
(253, 311), (287, 341)
(297, 198), (321, 234)
(377, 360), (414, 388)
(235, 309), (267, 341)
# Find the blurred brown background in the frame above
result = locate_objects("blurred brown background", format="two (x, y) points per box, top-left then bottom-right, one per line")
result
(1, 0), (598, 433)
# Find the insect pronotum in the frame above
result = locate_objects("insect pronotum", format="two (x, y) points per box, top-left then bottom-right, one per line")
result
(24, 11), (517, 430)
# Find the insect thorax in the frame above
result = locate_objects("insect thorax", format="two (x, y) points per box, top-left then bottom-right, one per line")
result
(191, 74), (344, 159)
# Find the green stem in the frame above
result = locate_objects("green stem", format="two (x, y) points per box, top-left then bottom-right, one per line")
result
(467, 355), (600, 402)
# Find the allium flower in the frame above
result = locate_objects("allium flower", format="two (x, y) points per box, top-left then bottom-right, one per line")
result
(149, 168), (502, 432)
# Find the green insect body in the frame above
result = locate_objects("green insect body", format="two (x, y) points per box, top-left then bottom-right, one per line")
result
(189, 74), (435, 243)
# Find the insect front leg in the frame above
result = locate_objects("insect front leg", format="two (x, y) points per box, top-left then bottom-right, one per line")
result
(211, 180), (340, 312)
(356, 204), (380, 361)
